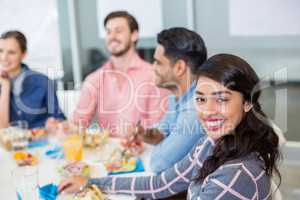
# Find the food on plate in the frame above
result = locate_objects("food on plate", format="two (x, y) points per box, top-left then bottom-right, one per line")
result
(72, 184), (105, 200)
(58, 161), (90, 177)
(29, 128), (47, 141)
(0, 127), (30, 150)
(104, 148), (136, 173)
(83, 129), (109, 148)
(13, 151), (38, 166)
(121, 137), (144, 155)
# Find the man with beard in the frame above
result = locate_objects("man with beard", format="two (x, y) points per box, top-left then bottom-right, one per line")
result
(72, 11), (170, 137)
(133, 28), (207, 173)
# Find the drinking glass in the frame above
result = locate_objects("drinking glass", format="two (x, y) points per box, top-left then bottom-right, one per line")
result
(11, 166), (39, 200)
(9, 120), (29, 150)
(63, 134), (83, 161)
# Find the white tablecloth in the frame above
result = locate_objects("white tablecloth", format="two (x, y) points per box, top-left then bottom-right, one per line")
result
(0, 138), (153, 200)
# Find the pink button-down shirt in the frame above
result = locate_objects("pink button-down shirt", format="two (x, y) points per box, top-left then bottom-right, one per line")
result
(73, 54), (170, 137)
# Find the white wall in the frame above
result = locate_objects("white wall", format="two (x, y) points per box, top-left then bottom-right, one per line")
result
(0, 0), (63, 79)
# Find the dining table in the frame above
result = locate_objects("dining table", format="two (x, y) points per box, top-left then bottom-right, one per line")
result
(0, 135), (153, 200)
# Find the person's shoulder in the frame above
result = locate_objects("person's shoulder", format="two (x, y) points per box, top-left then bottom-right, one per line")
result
(134, 55), (153, 71)
(140, 60), (154, 74)
(85, 67), (101, 81)
(216, 153), (266, 183)
(84, 62), (109, 83)
(202, 155), (269, 198)
(18, 68), (55, 93)
(198, 163), (256, 199)
(23, 68), (51, 85)
(22, 65), (47, 78)
(239, 153), (266, 177)
(140, 58), (153, 68)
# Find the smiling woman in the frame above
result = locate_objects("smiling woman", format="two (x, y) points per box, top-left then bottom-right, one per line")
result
(0, 30), (65, 128)
(58, 53), (281, 200)
(193, 54), (281, 187)
(195, 76), (252, 139)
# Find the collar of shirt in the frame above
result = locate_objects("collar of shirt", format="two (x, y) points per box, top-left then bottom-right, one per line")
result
(168, 80), (197, 109)
(102, 53), (146, 72)
(11, 63), (30, 96)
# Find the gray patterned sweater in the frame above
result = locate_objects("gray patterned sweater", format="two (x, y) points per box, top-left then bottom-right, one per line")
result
(88, 136), (271, 200)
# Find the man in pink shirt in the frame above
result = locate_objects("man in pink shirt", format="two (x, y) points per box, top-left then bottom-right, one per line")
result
(72, 11), (169, 137)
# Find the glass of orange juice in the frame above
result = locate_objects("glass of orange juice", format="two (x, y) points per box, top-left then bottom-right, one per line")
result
(63, 134), (83, 161)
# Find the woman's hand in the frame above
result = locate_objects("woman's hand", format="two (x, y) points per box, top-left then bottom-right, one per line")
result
(0, 69), (10, 87)
(58, 176), (88, 194)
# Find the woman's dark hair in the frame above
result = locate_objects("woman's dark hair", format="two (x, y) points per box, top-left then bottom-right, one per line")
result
(157, 27), (207, 73)
(0, 30), (27, 53)
(104, 11), (139, 33)
(195, 54), (281, 184)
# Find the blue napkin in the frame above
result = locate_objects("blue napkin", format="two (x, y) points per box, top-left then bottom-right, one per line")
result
(45, 146), (64, 159)
(108, 158), (145, 175)
(28, 140), (49, 149)
(17, 192), (22, 200)
(39, 184), (58, 200)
